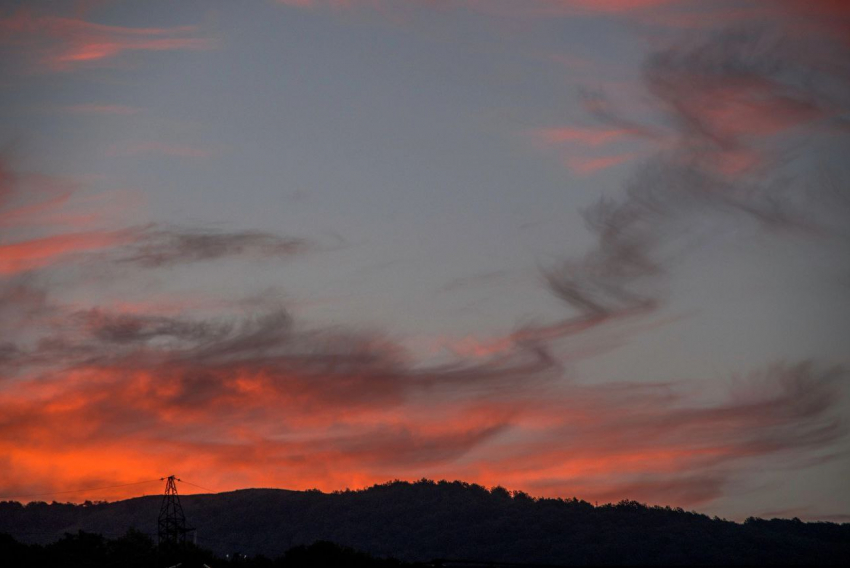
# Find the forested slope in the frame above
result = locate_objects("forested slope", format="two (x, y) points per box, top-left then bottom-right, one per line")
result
(2, 479), (847, 565)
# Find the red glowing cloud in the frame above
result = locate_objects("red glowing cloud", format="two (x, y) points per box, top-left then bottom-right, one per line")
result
(0, 230), (134, 275)
(0, 159), (141, 275)
(0, 300), (841, 508)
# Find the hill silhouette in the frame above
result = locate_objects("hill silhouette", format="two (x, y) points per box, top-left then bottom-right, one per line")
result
(2, 479), (848, 565)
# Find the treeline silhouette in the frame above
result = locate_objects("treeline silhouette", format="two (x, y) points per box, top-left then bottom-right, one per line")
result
(2, 479), (848, 565)
(0, 531), (416, 568)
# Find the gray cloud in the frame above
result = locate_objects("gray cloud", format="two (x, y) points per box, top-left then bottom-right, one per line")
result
(546, 24), (850, 326)
(119, 226), (310, 268)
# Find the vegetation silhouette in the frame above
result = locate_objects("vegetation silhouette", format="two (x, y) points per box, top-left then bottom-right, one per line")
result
(2, 479), (848, 565)
(0, 531), (415, 567)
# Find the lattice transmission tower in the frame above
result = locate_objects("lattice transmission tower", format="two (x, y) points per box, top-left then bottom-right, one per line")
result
(157, 475), (194, 547)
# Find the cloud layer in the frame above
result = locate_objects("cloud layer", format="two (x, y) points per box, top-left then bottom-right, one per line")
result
(0, 6), (211, 71)
(0, 0), (848, 518)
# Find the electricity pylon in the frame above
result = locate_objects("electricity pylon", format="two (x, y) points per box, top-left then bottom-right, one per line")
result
(157, 475), (193, 547)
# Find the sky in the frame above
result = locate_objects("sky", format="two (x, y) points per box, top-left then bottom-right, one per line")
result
(0, 0), (848, 522)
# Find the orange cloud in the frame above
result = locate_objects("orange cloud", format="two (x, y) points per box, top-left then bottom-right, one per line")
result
(0, 189), (73, 228)
(0, 230), (134, 275)
(0, 155), (309, 282)
(1, 359), (841, 506)
(1, 134), (844, 506)
(0, 280), (841, 509)
(0, 155), (143, 275)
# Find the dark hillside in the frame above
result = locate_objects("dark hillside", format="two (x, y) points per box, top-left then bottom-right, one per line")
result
(2, 480), (848, 565)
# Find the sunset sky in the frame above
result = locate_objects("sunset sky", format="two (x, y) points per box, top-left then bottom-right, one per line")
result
(1, 0), (849, 522)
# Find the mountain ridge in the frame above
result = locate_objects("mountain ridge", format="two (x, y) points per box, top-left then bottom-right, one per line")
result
(2, 479), (848, 565)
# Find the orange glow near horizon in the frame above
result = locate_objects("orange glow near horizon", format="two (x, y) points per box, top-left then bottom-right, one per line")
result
(0, 347), (837, 510)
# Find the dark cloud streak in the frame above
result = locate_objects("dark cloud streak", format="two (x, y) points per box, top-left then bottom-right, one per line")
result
(119, 226), (310, 268)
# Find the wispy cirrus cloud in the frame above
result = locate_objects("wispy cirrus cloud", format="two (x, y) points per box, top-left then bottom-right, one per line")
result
(118, 227), (311, 268)
(543, 20), (850, 329)
(275, 0), (850, 44)
(0, 6), (212, 72)
(634, 0), (850, 45)
(1, 0), (848, 517)
(276, 0), (680, 18)
(565, 152), (639, 175)
(641, 30), (843, 177)
(0, 230), (135, 275)
(526, 124), (648, 176)
(0, 157), (138, 274)
(550, 0), (679, 14)
(523, 1), (848, 176)
(3, 132), (842, 504)
(0, 154), (311, 276)
(0, 286), (842, 508)
(529, 126), (635, 147)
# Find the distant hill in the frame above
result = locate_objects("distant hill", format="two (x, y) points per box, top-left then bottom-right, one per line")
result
(2, 479), (848, 565)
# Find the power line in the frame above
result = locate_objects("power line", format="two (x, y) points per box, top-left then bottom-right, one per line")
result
(178, 479), (214, 493)
(0, 479), (163, 501)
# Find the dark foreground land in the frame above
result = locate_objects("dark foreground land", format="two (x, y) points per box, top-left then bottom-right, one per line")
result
(1, 533), (422, 568)
(2, 479), (848, 565)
